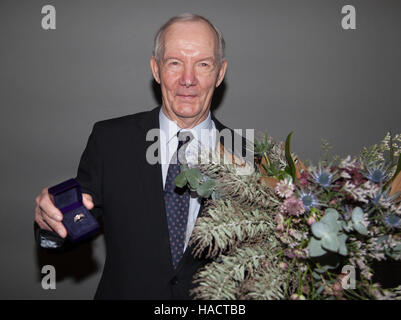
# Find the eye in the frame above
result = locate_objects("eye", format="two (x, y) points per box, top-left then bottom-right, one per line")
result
(200, 62), (209, 67)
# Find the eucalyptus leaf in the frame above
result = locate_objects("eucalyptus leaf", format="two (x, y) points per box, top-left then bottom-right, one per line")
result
(321, 233), (340, 252)
(351, 207), (364, 223)
(354, 223), (368, 236)
(197, 179), (216, 198)
(321, 208), (340, 225)
(311, 222), (331, 239)
(308, 237), (327, 257)
(184, 168), (203, 189)
(174, 171), (188, 188)
(351, 207), (368, 235)
(338, 234), (348, 256)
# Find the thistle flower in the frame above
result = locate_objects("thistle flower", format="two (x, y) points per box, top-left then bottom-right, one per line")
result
(364, 162), (389, 184)
(298, 190), (320, 211)
(280, 196), (305, 216)
(274, 178), (294, 198)
(310, 165), (337, 188)
(383, 214), (401, 229)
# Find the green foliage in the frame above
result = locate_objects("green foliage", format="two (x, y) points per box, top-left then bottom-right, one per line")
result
(360, 144), (385, 165)
(285, 132), (297, 183)
(197, 179), (216, 198)
(308, 209), (348, 257)
(191, 245), (287, 300)
(254, 133), (270, 155)
(174, 171), (188, 188)
(351, 207), (368, 236)
(190, 200), (275, 259)
(320, 139), (333, 163)
(389, 153), (401, 184)
(175, 165), (217, 198)
(187, 131), (401, 300)
(308, 207), (370, 258)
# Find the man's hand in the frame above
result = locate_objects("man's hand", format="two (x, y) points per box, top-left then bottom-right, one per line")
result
(34, 187), (94, 238)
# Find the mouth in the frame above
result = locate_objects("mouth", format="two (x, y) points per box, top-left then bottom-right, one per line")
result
(176, 94), (198, 101)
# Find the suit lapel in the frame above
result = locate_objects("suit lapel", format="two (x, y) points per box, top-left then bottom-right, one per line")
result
(137, 106), (176, 272)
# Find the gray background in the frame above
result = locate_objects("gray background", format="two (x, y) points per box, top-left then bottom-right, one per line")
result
(0, 0), (400, 299)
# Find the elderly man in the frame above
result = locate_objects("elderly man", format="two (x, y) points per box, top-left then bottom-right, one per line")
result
(34, 13), (244, 299)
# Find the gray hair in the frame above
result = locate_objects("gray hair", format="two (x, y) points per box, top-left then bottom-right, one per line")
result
(153, 13), (226, 66)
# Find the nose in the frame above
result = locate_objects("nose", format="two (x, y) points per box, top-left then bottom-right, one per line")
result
(179, 65), (197, 88)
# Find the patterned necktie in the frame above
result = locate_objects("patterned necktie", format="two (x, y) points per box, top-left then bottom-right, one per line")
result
(164, 131), (193, 268)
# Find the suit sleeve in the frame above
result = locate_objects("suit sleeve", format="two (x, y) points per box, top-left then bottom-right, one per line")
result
(34, 123), (104, 250)
(75, 122), (104, 220)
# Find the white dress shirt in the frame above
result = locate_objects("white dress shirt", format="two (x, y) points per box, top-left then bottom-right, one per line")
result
(159, 108), (217, 252)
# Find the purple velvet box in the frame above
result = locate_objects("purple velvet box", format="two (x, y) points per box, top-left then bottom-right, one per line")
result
(48, 178), (99, 243)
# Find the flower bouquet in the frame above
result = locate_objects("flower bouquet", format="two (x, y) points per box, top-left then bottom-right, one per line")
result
(175, 131), (401, 299)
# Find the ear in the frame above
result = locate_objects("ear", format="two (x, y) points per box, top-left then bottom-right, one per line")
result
(216, 60), (227, 87)
(150, 56), (161, 84)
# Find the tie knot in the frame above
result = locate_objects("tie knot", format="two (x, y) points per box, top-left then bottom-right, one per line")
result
(177, 131), (193, 151)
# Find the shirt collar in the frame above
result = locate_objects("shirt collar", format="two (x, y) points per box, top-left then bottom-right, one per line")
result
(159, 108), (213, 144)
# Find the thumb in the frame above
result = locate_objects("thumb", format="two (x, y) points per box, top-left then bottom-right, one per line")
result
(82, 193), (94, 210)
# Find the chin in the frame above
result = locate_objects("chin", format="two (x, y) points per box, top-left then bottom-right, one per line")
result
(173, 104), (201, 118)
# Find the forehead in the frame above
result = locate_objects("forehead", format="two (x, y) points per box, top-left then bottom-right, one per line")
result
(162, 20), (217, 56)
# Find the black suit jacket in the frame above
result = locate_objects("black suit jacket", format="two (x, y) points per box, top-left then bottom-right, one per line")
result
(36, 106), (247, 299)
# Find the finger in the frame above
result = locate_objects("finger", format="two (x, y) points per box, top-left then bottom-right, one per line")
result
(41, 209), (67, 238)
(35, 206), (52, 231)
(38, 192), (63, 222)
(82, 193), (94, 210)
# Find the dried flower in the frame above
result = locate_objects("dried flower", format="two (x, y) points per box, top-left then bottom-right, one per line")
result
(275, 178), (294, 198)
(339, 155), (358, 170)
(280, 197), (305, 216)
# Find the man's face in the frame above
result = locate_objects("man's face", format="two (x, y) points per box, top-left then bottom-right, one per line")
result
(150, 20), (227, 127)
